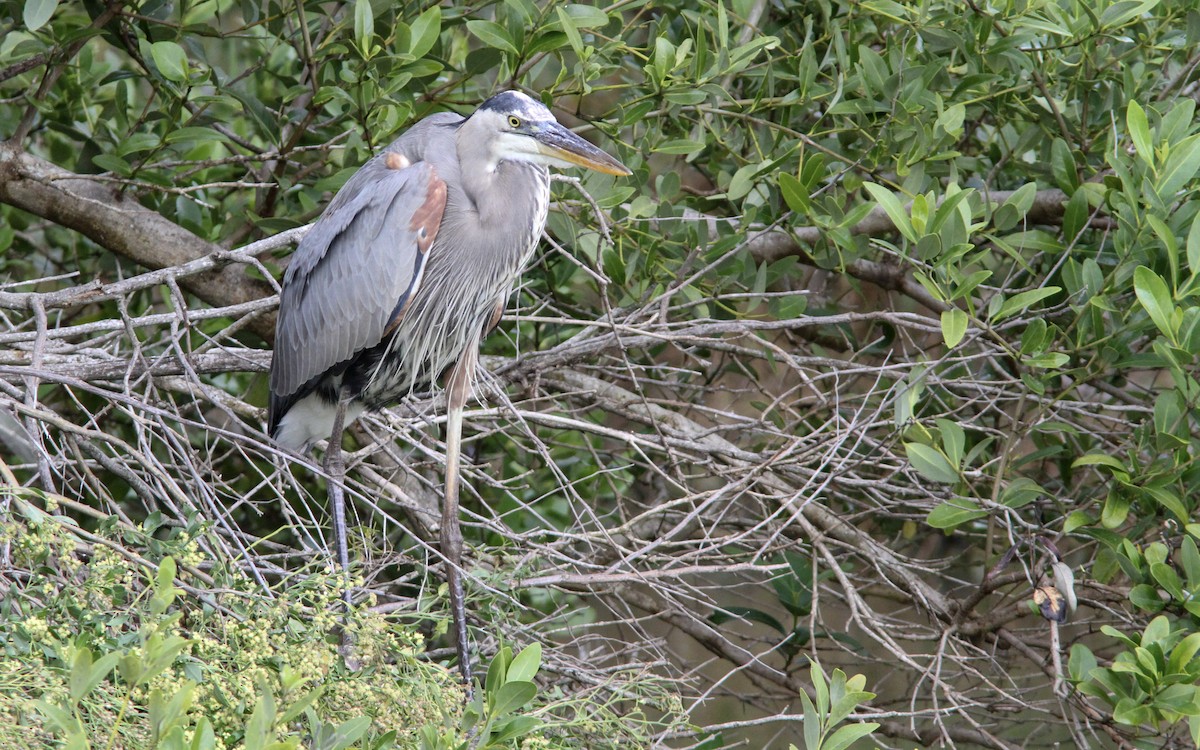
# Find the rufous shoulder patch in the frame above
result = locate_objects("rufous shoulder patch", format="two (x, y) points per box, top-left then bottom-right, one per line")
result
(411, 168), (447, 257)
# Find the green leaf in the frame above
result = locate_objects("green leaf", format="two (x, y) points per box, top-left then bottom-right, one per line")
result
(490, 681), (537, 716)
(561, 3), (609, 27)
(92, 153), (131, 175)
(1134, 266), (1176, 342)
(940, 308), (968, 348)
(1000, 477), (1042, 508)
(822, 723), (880, 750)
(1101, 491), (1131, 528)
(245, 688), (276, 750)
(936, 418), (965, 466)
(555, 6), (583, 56)
(1143, 484), (1189, 523)
(1169, 633), (1200, 676)
(863, 183), (916, 243)
(408, 6), (441, 60)
(710, 606), (786, 633)
(991, 287), (1061, 323)
(354, 0), (374, 50)
(327, 716), (370, 750)
(190, 718), (215, 750)
(150, 41), (189, 82)
(506, 643), (541, 683)
(936, 103), (965, 137)
(491, 715), (542, 744)
(927, 498), (986, 529)
(1101, 0), (1161, 29)
(1024, 351), (1069, 369)
(1127, 100), (1154, 167)
(485, 646), (511, 698)
(928, 187), (974, 235)
(23, 0), (58, 30)
(1188, 212), (1200, 277)
(653, 139), (706, 155)
(1051, 138), (1079, 192)
(1151, 562), (1184, 599)
(1181, 536), (1200, 583)
(904, 443), (958, 483)
(1069, 643), (1098, 682)
(772, 294), (808, 319)
(779, 172), (810, 213)
(1157, 133), (1200, 199)
(71, 650), (120, 701)
(1144, 614), (1171, 645)
(810, 662), (829, 716)
(1113, 697), (1153, 726)
(1130, 583), (1166, 612)
(1063, 511), (1092, 533)
(1072, 453), (1127, 473)
(799, 689), (819, 750)
(466, 20), (518, 56)
(993, 183), (1037, 232)
(277, 686), (322, 724)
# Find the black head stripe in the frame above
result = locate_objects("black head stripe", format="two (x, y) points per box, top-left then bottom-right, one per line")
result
(479, 91), (528, 113)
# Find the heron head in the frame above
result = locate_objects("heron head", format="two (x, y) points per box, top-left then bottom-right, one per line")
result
(471, 91), (630, 176)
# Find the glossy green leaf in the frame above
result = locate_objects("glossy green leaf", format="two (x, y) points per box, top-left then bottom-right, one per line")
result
(710, 606), (785, 633)
(1130, 584), (1166, 612)
(23, 0), (58, 30)
(490, 681), (537, 716)
(904, 442), (958, 483)
(863, 182), (916, 243)
(1101, 491), (1131, 528)
(466, 20), (519, 56)
(1134, 266), (1176, 341)
(1072, 453), (1127, 472)
(654, 139), (706, 155)
(991, 287), (1061, 322)
(1127, 100), (1154, 167)
(562, 3), (609, 27)
(822, 723), (880, 750)
(936, 418), (965, 466)
(1182, 536), (1200, 583)
(1101, 0), (1161, 29)
(940, 308), (968, 348)
(354, 0), (374, 50)
(506, 643), (542, 683)
(150, 41), (188, 82)
(927, 498), (986, 529)
(779, 171), (810, 213)
(1143, 484), (1189, 523)
(408, 6), (441, 60)
(1157, 133), (1200, 199)
(1051, 138), (1079, 192)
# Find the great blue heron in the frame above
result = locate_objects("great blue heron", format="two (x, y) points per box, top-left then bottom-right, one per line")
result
(267, 90), (629, 682)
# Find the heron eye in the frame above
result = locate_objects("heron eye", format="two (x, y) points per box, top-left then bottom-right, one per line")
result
(507, 115), (521, 129)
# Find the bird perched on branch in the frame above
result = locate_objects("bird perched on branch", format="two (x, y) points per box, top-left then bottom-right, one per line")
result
(267, 90), (629, 683)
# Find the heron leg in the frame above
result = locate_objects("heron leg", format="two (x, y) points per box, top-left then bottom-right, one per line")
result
(324, 391), (352, 608)
(444, 343), (478, 687)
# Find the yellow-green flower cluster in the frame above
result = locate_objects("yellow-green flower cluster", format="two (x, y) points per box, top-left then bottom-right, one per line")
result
(175, 531), (204, 568)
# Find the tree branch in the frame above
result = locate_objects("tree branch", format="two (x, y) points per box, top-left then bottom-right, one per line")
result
(0, 141), (279, 340)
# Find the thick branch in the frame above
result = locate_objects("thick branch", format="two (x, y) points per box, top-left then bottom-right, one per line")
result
(0, 141), (278, 340)
(688, 188), (1071, 311)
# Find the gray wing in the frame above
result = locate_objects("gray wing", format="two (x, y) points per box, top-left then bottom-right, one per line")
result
(270, 156), (447, 405)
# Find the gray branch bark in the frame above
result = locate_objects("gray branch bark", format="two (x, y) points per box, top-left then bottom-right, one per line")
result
(0, 141), (279, 340)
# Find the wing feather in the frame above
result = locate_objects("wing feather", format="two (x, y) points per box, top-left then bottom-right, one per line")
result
(269, 158), (447, 414)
